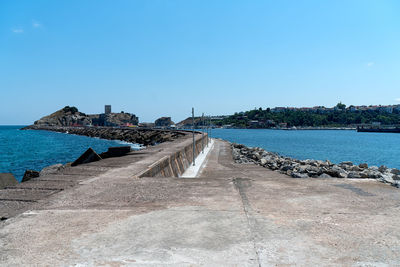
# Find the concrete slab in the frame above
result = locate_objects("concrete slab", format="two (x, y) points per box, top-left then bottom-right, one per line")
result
(5, 179), (76, 190)
(0, 188), (59, 201)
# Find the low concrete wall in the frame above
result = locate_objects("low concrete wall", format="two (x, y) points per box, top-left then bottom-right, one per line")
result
(136, 133), (209, 178)
(0, 173), (18, 189)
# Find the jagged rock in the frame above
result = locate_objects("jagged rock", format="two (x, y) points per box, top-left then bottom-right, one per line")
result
(369, 166), (379, 171)
(318, 173), (332, 178)
(260, 158), (267, 166)
(291, 172), (309, 178)
(378, 165), (388, 172)
(359, 170), (370, 178)
(348, 171), (361, 178)
(349, 165), (362, 172)
(359, 163), (368, 169)
(253, 152), (261, 160)
(324, 165), (347, 178)
(280, 164), (293, 172)
(360, 170), (382, 179)
(393, 175), (400, 180)
(391, 169), (400, 175)
(305, 165), (320, 176)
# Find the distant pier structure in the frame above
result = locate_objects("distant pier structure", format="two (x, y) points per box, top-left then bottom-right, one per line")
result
(105, 105), (111, 114)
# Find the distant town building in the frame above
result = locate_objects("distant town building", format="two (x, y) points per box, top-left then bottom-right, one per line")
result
(105, 105), (111, 114)
(267, 104), (398, 114)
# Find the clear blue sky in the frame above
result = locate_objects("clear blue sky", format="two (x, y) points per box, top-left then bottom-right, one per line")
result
(1, 0), (399, 124)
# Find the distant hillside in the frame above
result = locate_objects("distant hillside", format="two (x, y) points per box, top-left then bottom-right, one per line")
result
(34, 106), (139, 127)
(176, 117), (204, 128)
(213, 103), (400, 128)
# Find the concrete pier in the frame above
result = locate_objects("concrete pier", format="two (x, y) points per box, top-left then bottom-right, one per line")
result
(1, 138), (400, 266)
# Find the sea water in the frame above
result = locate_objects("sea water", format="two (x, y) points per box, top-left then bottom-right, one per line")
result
(211, 128), (400, 169)
(0, 126), (141, 181)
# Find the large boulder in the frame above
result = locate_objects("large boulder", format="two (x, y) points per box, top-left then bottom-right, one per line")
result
(325, 165), (347, 178)
(291, 172), (309, 178)
(359, 163), (368, 169)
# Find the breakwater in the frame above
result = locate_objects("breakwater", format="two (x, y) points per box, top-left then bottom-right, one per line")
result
(23, 125), (186, 146)
(232, 143), (400, 188)
(0, 131), (208, 219)
(135, 134), (209, 177)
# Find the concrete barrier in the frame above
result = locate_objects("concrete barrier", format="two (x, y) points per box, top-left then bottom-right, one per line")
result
(136, 133), (208, 178)
(0, 173), (18, 189)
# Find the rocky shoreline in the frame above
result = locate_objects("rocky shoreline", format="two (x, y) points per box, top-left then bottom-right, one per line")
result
(232, 143), (400, 188)
(22, 125), (186, 146)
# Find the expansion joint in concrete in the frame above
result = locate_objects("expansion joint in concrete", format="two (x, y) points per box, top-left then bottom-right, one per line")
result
(233, 178), (262, 267)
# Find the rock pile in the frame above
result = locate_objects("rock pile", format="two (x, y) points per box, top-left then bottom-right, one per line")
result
(23, 125), (186, 146)
(232, 143), (400, 188)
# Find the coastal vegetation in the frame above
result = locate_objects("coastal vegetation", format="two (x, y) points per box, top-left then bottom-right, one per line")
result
(213, 103), (400, 128)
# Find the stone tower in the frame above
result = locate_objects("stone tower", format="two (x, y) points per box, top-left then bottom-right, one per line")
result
(105, 105), (111, 114)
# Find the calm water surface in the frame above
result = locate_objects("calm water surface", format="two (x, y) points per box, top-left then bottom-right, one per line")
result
(211, 129), (400, 169)
(0, 126), (140, 181)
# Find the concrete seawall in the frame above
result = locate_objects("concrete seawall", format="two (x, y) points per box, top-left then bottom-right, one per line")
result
(135, 133), (208, 178)
(0, 131), (208, 219)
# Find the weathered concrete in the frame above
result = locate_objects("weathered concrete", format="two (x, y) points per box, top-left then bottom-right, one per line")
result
(0, 173), (17, 189)
(1, 139), (400, 266)
(0, 133), (207, 220)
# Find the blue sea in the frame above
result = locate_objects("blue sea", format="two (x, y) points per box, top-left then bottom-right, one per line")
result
(211, 129), (400, 169)
(0, 126), (140, 182)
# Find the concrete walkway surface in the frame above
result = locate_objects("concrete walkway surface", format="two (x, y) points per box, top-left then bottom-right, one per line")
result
(1, 138), (400, 266)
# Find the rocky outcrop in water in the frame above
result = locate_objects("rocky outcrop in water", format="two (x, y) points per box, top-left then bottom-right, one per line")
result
(33, 106), (139, 127)
(155, 117), (174, 127)
(34, 106), (92, 126)
(232, 143), (400, 188)
(23, 125), (186, 146)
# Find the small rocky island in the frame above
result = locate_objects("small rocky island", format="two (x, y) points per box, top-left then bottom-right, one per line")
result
(31, 105), (139, 127)
(23, 106), (185, 146)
